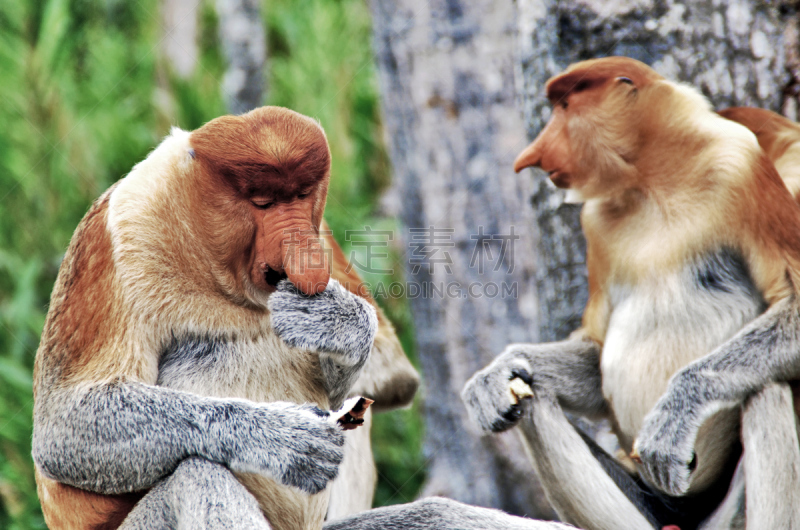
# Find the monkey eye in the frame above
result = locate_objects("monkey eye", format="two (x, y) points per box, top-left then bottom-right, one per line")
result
(297, 191), (311, 200)
(560, 100), (568, 110)
(617, 77), (634, 85)
(251, 199), (274, 209)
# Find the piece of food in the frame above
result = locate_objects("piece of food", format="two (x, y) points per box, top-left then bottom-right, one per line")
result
(508, 378), (534, 405)
(629, 444), (642, 464)
(330, 396), (374, 431)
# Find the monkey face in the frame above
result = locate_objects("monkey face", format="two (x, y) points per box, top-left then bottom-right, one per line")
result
(190, 106), (332, 297)
(514, 57), (662, 200)
(247, 189), (330, 296)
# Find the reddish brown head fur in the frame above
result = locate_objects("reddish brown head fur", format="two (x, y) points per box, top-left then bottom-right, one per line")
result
(190, 106), (330, 203)
(544, 56), (663, 106)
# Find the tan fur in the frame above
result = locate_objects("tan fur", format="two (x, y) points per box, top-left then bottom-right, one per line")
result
(515, 57), (800, 494)
(37, 470), (143, 530)
(34, 108), (418, 529)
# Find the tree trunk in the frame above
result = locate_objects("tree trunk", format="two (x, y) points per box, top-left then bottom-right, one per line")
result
(161, 0), (199, 79)
(216, 0), (266, 114)
(370, 0), (554, 518)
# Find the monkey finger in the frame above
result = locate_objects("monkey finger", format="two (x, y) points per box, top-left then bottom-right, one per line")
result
(509, 367), (534, 386)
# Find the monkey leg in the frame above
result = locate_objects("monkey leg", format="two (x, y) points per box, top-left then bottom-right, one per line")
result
(742, 382), (800, 528)
(696, 459), (744, 530)
(518, 391), (735, 530)
(119, 457), (270, 530)
(515, 391), (656, 530)
(323, 496), (574, 529)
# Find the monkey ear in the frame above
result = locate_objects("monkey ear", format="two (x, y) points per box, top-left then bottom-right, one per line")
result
(617, 77), (634, 86)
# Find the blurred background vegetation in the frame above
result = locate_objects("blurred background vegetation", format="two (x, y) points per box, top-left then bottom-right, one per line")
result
(0, 0), (424, 527)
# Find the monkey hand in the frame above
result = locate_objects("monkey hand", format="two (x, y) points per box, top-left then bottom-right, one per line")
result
(269, 279), (379, 408)
(633, 369), (727, 496)
(269, 279), (378, 366)
(462, 339), (602, 432)
(219, 401), (345, 495)
(462, 349), (536, 433)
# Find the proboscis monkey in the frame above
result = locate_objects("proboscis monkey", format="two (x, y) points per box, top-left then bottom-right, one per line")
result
(464, 57), (800, 529)
(32, 105), (574, 530)
(32, 106), (421, 529)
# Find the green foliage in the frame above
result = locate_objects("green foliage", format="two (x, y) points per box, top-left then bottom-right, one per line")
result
(0, 0), (422, 525)
(0, 0), (163, 526)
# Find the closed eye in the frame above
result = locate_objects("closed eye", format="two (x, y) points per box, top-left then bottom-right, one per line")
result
(297, 191), (311, 199)
(251, 199), (274, 209)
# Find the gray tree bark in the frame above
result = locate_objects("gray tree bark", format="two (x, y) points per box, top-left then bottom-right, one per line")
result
(370, 0), (554, 518)
(162, 0), (199, 79)
(216, 0), (266, 114)
(781, 9), (800, 119)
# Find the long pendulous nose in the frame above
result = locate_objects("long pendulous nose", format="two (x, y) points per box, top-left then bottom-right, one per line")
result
(513, 141), (543, 173)
(514, 113), (567, 173)
(281, 229), (331, 295)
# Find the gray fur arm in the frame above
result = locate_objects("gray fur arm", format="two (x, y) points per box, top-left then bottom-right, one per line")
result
(323, 497), (576, 530)
(635, 297), (800, 496)
(461, 334), (604, 432)
(269, 279), (378, 409)
(32, 380), (344, 495)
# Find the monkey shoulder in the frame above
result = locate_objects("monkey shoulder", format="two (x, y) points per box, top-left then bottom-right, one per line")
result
(35, 185), (123, 385)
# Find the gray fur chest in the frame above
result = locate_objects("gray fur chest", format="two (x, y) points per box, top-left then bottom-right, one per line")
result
(600, 249), (765, 446)
(156, 332), (329, 407)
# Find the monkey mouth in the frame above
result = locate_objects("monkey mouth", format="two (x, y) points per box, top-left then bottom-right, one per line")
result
(264, 266), (288, 288)
(548, 171), (570, 188)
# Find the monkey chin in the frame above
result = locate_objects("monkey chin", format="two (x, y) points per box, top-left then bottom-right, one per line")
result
(563, 188), (586, 204)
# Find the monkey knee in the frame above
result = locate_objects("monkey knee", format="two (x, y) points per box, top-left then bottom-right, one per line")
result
(414, 496), (462, 514)
(121, 458), (270, 530)
(166, 457), (263, 509)
(168, 456), (236, 484)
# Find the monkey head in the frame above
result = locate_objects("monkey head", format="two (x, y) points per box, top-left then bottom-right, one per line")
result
(514, 57), (666, 200)
(190, 106), (331, 298)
